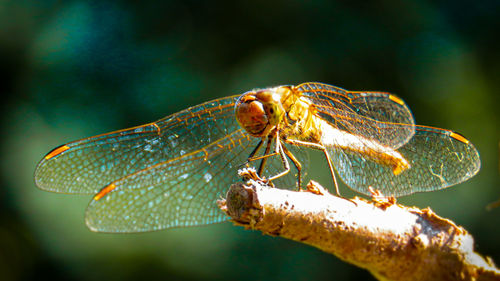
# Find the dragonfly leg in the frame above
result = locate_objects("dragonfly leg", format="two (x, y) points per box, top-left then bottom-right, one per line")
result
(247, 139), (264, 160)
(281, 143), (302, 190)
(257, 136), (273, 176)
(247, 133), (296, 184)
(244, 138), (264, 173)
(246, 136), (279, 178)
(284, 139), (341, 197)
(267, 134), (290, 182)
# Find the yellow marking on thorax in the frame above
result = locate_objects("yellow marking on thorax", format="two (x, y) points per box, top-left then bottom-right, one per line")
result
(450, 132), (469, 144)
(279, 88), (322, 142)
(44, 145), (70, 160)
(94, 183), (116, 201)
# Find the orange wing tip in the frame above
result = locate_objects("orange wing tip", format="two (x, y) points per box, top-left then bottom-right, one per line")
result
(94, 183), (116, 201)
(389, 94), (405, 106)
(44, 145), (70, 160)
(450, 132), (470, 144)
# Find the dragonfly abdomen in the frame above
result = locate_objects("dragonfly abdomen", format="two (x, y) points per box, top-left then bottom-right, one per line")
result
(318, 118), (410, 175)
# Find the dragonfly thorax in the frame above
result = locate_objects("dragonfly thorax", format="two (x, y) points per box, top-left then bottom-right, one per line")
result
(235, 89), (285, 138)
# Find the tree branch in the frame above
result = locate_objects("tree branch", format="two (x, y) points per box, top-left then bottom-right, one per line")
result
(217, 169), (500, 281)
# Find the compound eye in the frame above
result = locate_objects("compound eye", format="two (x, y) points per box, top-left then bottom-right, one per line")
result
(235, 98), (269, 137)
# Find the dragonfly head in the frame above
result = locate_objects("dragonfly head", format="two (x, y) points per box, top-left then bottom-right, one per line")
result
(235, 88), (285, 138)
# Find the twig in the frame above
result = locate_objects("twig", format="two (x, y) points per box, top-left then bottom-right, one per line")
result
(217, 169), (500, 281)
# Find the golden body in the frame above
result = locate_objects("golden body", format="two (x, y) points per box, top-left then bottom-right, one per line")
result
(235, 85), (409, 193)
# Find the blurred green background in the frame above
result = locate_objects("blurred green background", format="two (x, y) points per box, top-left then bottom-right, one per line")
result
(1, 0), (499, 280)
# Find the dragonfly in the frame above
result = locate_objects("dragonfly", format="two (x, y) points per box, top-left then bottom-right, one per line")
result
(34, 82), (481, 233)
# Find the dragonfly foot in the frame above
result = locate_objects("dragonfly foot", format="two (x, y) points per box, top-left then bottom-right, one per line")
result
(305, 180), (327, 195)
(238, 167), (274, 187)
(368, 187), (397, 209)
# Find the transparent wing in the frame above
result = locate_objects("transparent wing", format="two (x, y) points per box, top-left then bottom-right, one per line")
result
(34, 96), (241, 194)
(35, 95), (308, 232)
(85, 128), (309, 232)
(84, 129), (252, 232)
(327, 125), (480, 197)
(296, 82), (415, 148)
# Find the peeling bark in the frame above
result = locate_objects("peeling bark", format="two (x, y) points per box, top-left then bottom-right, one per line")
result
(217, 170), (500, 281)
